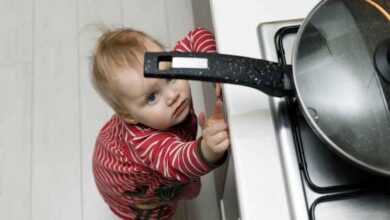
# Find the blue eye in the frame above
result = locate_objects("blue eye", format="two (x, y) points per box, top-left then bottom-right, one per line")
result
(147, 92), (159, 105)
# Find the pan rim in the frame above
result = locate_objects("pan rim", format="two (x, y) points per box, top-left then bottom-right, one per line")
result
(291, 0), (390, 177)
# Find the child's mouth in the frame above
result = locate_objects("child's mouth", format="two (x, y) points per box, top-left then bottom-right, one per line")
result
(173, 100), (188, 119)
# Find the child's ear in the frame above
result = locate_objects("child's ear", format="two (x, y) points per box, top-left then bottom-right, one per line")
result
(117, 112), (138, 124)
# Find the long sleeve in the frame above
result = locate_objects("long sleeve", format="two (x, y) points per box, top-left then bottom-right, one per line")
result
(130, 131), (211, 182)
(173, 27), (217, 53)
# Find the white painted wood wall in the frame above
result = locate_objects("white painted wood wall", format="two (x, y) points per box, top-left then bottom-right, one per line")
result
(0, 0), (221, 219)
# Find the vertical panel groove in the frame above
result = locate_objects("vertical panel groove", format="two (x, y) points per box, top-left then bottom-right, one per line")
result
(30, 0), (36, 219)
(163, 0), (172, 48)
(76, 0), (84, 219)
(121, 0), (124, 27)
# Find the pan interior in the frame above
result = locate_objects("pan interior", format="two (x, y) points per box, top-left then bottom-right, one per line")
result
(293, 0), (390, 175)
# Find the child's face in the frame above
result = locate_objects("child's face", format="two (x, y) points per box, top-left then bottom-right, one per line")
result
(114, 67), (192, 130)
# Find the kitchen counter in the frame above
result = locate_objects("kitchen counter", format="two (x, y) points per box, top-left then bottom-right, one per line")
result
(209, 0), (319, 219)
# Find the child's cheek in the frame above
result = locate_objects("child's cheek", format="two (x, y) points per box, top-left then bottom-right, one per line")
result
(148, 108), (172, 130)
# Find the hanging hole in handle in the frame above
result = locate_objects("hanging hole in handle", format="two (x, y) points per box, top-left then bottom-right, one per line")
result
(157, 54), (208, 70)
(157, 55), (173, 70)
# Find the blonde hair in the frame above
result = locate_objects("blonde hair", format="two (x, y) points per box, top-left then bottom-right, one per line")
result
(91, 27), (164, 112)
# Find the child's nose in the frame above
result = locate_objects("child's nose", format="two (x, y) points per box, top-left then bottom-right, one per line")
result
(165, 87), (179, 106)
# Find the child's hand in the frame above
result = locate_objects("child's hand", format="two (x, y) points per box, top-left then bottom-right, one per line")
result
(198, 98), (229, 163)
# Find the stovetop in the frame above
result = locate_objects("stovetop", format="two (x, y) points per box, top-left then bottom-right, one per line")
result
(258, 19), (390, 220)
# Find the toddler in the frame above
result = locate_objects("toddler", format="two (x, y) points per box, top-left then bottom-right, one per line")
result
(91, 27), (229, 220)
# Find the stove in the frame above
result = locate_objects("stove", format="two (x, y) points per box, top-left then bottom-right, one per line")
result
(257, 19), (390, 220)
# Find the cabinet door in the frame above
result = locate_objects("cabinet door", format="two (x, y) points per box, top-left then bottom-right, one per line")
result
(220, 156), (240, 220)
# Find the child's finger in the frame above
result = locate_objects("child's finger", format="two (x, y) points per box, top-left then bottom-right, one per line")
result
(215, 83), (222, 98)
(198, 112), (207, 129)
(211, 98), (224, 120)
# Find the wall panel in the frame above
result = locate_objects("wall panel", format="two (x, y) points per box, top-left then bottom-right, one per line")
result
(32, 0), (81, 219)
(78, 1), (122, 219)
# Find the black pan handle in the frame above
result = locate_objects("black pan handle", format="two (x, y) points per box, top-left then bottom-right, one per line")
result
(144, 52), (294, 97)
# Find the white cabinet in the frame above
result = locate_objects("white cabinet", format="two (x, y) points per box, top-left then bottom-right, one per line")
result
(219, 156), (240, 220)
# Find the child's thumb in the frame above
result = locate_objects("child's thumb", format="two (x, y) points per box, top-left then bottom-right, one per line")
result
(198, 112), (207, 129)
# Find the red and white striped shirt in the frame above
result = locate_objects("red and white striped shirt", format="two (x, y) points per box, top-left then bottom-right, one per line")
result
(93, 28), (218, 220)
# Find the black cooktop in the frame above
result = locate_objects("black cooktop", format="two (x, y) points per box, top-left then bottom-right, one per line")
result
(275, 25), (390, 220)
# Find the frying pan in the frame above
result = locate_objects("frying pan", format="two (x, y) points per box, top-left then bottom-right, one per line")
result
(144, 0), (390, 176)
